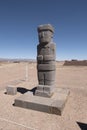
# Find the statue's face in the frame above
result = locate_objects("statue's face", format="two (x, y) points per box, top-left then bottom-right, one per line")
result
(38, 30), (53, 43)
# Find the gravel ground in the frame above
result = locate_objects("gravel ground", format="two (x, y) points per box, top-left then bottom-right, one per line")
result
(0, 62), (87, 130)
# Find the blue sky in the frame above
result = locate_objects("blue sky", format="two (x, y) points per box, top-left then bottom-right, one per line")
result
(0, 0), (87, 60)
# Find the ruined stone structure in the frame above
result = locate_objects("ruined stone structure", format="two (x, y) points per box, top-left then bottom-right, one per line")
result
(64, 60), (87, 66)
(35, 24), (56, 97)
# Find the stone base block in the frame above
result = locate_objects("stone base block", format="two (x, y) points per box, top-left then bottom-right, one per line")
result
(14, 88), (70, 115)
(6, 85), (17, 95)
(35, 85), (55, 98)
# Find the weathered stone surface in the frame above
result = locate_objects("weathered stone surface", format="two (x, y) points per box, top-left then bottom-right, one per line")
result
(35, 85), (55, 97)
(36, 24), (56, 96)
(6, 85), (17, 95)
(35, 90), (53, 98)
(42, 85), (54, 92)
(15, 88), (70, 115)
(37, 24), (54, 33)
(37, 64), (55, 70)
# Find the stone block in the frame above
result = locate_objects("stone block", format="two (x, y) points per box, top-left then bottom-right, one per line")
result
(14, 88), (70, 115)
(35, 85), (55, 97)
(6, 85), (17, 95)
(35, 89), (53, 98)
(43, 85), (54, 92)
(36, 85), (54, 92)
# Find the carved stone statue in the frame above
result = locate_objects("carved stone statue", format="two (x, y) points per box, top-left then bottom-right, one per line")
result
(35, 24), (56, 97)
(15, 24), (70, 115)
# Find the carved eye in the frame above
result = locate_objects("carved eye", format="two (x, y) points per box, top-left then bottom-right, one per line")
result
(39, 32), (46, 37)
(44, 31), (48, 35)
(39, 31), (52, 38)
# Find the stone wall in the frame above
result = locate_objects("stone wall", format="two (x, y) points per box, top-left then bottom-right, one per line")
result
(64, 60), (87, 66)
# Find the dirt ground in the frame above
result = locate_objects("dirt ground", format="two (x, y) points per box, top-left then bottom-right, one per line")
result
(0, 62), (87, 130)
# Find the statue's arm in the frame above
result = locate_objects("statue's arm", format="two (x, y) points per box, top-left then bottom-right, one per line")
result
(44, 43), (56, 61)
(37, 45), (43, 61)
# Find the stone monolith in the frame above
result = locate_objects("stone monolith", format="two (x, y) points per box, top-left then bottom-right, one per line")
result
(35, 24), (56, 97)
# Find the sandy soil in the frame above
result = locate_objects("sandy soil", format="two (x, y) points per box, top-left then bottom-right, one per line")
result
(0, 62), (87, 130)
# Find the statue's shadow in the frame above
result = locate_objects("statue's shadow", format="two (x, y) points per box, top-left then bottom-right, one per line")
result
(17, 87), (37, 95)
(77, 122), (87, 130)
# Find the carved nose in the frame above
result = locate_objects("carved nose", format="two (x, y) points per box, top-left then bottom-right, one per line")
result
(41, 32), (44, 38)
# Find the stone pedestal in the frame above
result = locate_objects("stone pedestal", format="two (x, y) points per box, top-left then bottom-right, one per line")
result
(15, 88), (70, 115)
